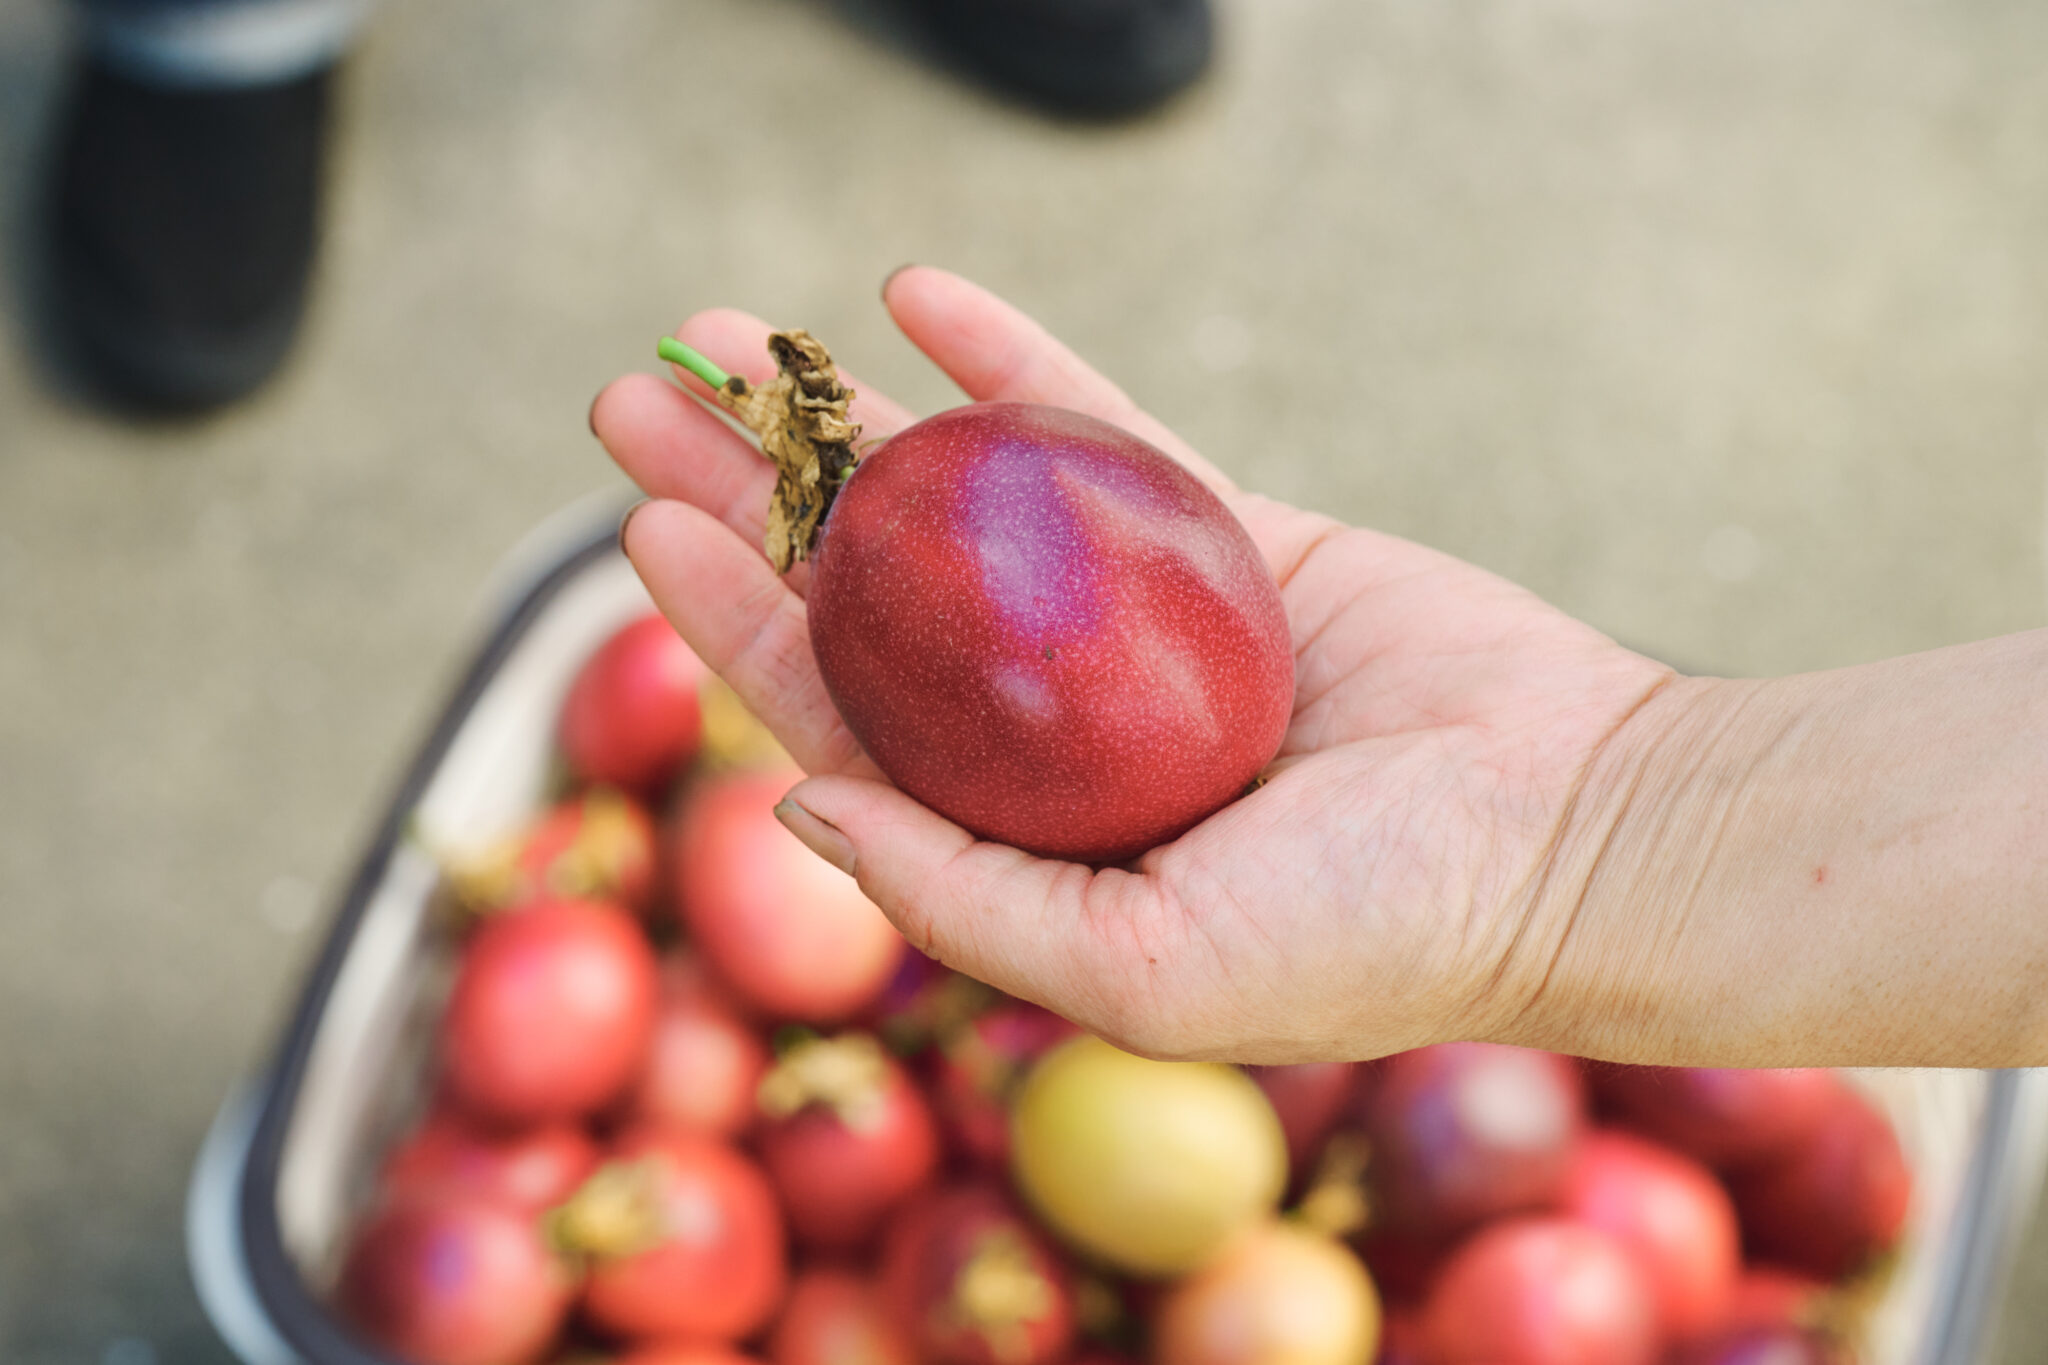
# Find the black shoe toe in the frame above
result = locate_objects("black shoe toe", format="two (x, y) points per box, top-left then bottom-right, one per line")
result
(43, 57), (332, 413)
(906, 0), (1214, 117)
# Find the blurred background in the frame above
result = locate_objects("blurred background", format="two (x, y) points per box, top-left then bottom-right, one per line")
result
(3, 0), (2047, 1361)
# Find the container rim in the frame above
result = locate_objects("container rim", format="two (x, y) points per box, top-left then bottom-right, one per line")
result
(232, 516), (623, 1365)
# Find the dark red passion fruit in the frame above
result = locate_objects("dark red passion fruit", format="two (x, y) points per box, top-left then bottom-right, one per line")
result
(808, 403), (1293, 864)
(1362, 1044), (1587, 1242)
(881, 1182), (1077, 1365)
(1724, 1085), (1911, 1280)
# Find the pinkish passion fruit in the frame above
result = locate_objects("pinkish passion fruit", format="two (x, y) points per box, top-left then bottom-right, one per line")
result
(662, 334), (1294, 865)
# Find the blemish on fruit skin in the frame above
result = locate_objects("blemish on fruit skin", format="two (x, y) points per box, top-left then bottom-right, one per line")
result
(994, 666), (1056, 723)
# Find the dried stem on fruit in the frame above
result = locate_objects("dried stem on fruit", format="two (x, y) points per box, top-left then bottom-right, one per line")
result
(662, 331), (861, 572)
(1294, 1133), (1372, 1239)
(948, 1228), (1057, 1365)
(435, 788), (641, 913)
(757, 1032), (891, 1130)
(546, 1158), (667, 1260)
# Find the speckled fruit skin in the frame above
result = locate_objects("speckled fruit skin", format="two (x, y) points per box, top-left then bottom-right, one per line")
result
(807, 403), (1294, 864)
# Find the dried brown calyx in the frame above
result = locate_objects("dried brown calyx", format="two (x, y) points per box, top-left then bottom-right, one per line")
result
(682, 330), (861, 573)
(757, 1031), (893, 1131)
(1294, 1132), (1372, 1239)
(947, 1227), (1059, 1365)
(546, 1158), (667, 1261)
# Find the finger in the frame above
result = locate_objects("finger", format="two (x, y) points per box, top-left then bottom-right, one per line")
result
(671, 308), (920, 441)
(882, 266), (1236, 493)
(593, 371), (773, 534)
(594, 370), (822, 594)
(777, 774), (1173, 1045)
(622, 498), (872, 778)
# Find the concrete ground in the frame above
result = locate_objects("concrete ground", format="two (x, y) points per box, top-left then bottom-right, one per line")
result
(3, 0), (2047, 1361)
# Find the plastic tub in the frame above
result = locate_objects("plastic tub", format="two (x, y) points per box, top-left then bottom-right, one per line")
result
(187, 501), (2048, 1365)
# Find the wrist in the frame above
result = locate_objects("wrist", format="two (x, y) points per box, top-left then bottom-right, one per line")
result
(1489, 635), (2048, 1068)
(1477, 671), (1787, 1061)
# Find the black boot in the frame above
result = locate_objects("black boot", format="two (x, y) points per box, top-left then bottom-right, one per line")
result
(904, 0), (1214, 118)
(43, 54), (333, 413)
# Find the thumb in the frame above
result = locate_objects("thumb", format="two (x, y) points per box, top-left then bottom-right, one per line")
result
(772, 774), (1150, 1039)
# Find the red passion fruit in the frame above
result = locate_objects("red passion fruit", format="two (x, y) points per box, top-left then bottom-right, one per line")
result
(1668, 1326), (1846, 1365)
(439, 898), (658, 1127)
(1724, 1084), (1911, 1281)
(442, 788), (658, 916)
(616, 1348), (770, 1365)
(1558, 1131), (1740, 1340)
(1247, 1061), (1363, 1182)
(769, 1269), (916, 1365)
(756, 1032), (942, 1251)
(1589, 1065), (1837, 1171)
(671, 768), (906, 1021)
(1420, 1217), (1658, 1365)
(931, 1000), (1080, 1171)
(560, 1128), (788, 1342)
(807, 402), (1293, 864)
(881, 1182), (1077, 1365)
(1362, 1044), (1586, 1242)
(558, 612), (706, 797)
(336, 1196), (573, 1365)
(618, 955), (772, 1139)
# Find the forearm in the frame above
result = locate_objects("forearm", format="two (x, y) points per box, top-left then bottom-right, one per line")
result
(1514, 631), (2048, 1068)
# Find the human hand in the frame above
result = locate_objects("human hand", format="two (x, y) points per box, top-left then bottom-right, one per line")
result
(592, 266), (1676, 1064)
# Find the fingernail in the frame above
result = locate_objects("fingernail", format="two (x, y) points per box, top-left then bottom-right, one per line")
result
(617, 497), (650, 557)
(882, 264), (918, 304)
(587, 389), (603, 439)
(774, 796), (857, 877)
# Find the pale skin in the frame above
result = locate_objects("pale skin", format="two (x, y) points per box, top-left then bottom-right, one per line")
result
(592, 266), (2048, 1071)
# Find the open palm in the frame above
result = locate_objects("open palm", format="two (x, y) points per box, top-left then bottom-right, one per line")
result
(593, 267), (1673, 1064)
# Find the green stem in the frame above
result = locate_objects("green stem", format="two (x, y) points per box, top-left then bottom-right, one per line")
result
(657, 337), (731, 391)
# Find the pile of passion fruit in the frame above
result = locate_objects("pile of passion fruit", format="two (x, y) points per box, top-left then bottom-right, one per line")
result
(331, 610), (1908, 1365)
